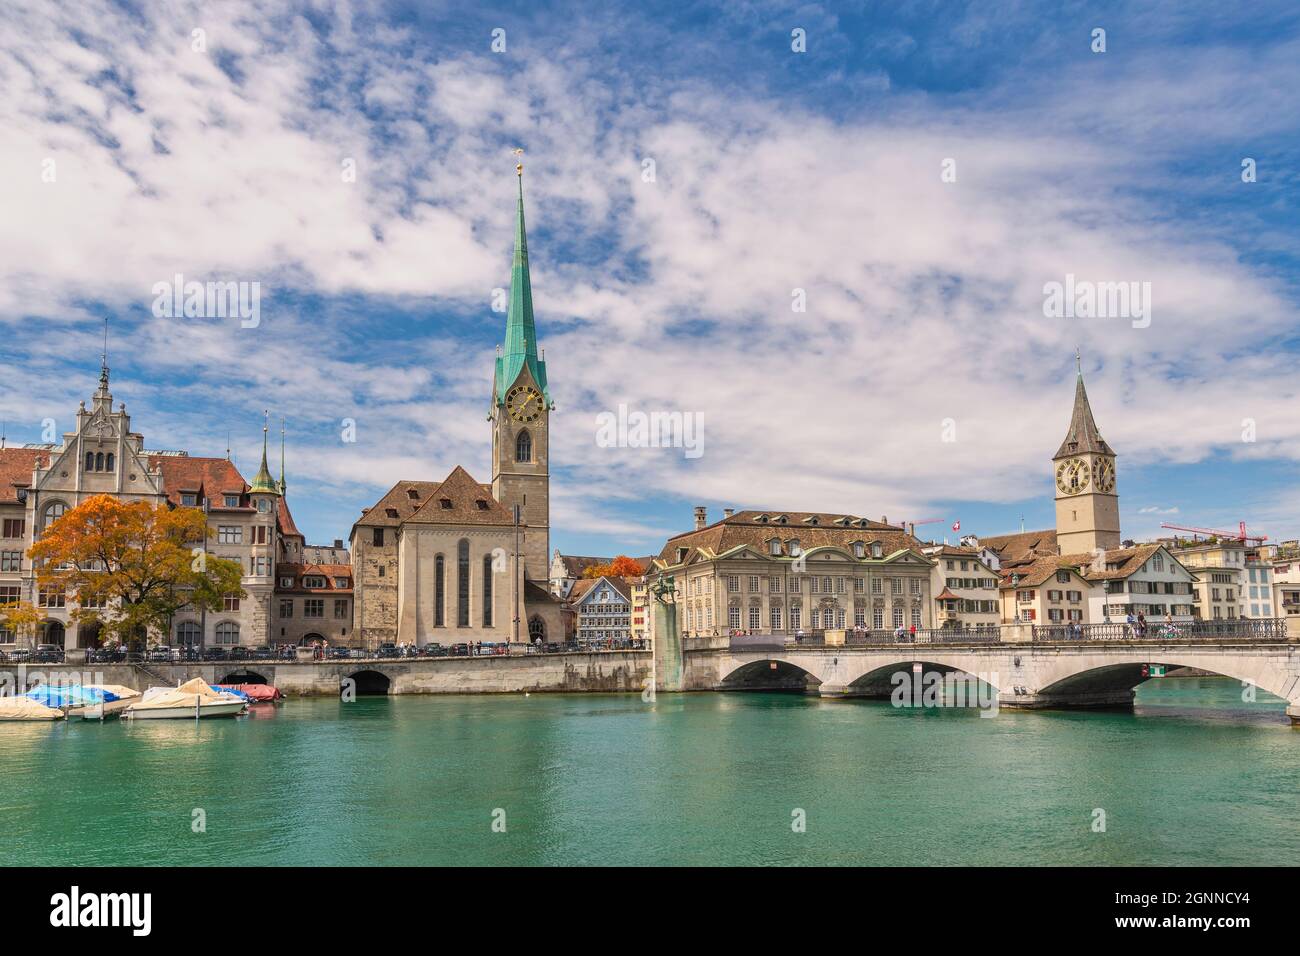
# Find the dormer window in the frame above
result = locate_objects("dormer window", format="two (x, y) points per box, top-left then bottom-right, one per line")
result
(805, 516), (819, 526)
(788, 539), (801, 557)
(675, 547), (688, 563)
(853, 542), (865, 558)
(223, 495), (239, 508)
(871, 543), (883, 558)
(475, 499), (489, 510)
(768, 538), (781, 556)
(775, 515), (788, 525)
(407, 489), (419, 500)
(385, 508), (399, 519)
(440, 498), (453, 509)
(181, 493), (197, 507)
(756, 514), (769, 524)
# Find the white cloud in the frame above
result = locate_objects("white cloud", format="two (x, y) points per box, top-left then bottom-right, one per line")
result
(2, 0), (1299, 545)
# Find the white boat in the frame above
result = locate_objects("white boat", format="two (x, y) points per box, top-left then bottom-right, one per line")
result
(124, 678), (247, 719)
(68, 684), (142, 720)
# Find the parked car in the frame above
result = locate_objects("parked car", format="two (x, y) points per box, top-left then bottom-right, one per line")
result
(202, 647), (228, 662)
(328, 646), (352, 660)
(252, 646), (275, 660)
(34, 644), (64, 663)
(450, 643), (470, 656)
(228, 646), (251, 661)
(148, 645), (175, 662)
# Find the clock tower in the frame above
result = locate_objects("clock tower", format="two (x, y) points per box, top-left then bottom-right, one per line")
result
(490, 159), (552, 582)
(1053, 361), (1120, 555)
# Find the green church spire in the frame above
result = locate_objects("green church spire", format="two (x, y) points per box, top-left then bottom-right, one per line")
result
(250, 410), (280, 495)
(494, 153), (550, 405)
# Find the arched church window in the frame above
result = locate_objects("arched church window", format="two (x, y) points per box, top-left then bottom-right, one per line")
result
(457, 539), (470, 627)
(434, 555), (445, 627)
(528, 616), (546, 643)
(85, 452), (95, 472)
(515, 430), (532, 462)
(106, 453), (115, 471)
(95, 452), (104, 471)
(482, 554), (494, 627)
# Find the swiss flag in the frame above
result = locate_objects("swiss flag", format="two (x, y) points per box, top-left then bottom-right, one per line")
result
(952, 520), (961, 532)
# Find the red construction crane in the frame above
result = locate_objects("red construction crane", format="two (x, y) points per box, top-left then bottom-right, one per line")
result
(1160, 521), (1268, 544)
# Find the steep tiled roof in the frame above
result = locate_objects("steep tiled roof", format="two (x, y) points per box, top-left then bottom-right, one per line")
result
(999, 554), (1089, 589)
(277, 496), (302, 538)
(0, 448), (48, 503)
(657, 511), (925, 565)
(406, 466), (514, 526)
(355, 480), (445, 528)
(1055, 373), (1114, 459)
(574, 575), (632, 605)
(555, 555), (613, 577)
(276, 562), (353, 594)
(981, 529), (1058, 563)
(1073, 544), (1167, 581)
(147, 455), (249, 510)
(525, 580), (563, 605)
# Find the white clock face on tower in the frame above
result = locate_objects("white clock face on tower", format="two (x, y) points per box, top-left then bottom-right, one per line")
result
(1055, 457), (1091, 495)
(1092, 457), (1116, 493)
(505, 384), (543, 424)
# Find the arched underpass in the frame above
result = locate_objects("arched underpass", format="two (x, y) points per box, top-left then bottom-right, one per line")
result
(347, 670), (392, 696)
(719, 659), (820, 693)
(219, 671), (269, 685)
(844, 661), (998, 703)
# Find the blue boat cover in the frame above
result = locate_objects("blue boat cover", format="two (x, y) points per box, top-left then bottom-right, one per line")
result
(211, 685), (253, 701)
(24, 684), (119, 707)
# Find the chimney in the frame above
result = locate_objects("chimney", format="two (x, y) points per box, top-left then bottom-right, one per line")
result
(723, 508), (734, 519)
(881, 515), (888, 526)
(333, 538), (343, 550)
(694, 506), (707, 531)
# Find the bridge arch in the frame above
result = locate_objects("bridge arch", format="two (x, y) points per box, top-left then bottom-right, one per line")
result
(719, 659), (820, 692)
(220, 670), (269, 685)
(1037, 656), (1296, 705)
(844, 659), (1003, 699)
(346, 669), (392, 696)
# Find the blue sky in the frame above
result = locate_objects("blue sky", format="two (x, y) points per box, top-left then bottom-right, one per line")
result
(1, 0), (1299, 556)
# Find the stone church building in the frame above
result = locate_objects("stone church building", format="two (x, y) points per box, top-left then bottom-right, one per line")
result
(350, 169), (564, 649)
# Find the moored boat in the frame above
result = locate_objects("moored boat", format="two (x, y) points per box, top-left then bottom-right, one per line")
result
(124, 677), (247, 719)
(0, 696), (65, 721)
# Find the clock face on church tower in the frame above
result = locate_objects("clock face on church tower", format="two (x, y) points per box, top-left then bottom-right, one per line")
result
(1092, 457), (1116, 493)
(505, 384), (543, 424)
(1055, 457), (1091, 495)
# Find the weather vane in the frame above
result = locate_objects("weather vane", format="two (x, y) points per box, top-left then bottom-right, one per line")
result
(513, 147), (524, 176)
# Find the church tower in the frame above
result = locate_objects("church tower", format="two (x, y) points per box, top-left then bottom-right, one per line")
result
(1053, 359), (1120, 555)
(490, 157), (552, 582)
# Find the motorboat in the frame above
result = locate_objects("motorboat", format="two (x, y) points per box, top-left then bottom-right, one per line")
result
(124, 678), (247, 719)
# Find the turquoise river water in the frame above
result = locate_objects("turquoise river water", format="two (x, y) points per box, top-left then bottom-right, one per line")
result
(0, 677), (1296, 866)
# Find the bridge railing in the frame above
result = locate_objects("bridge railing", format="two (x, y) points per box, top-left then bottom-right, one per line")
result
(1031, 618), (1290, 643)
(722, 618), (1291, 651)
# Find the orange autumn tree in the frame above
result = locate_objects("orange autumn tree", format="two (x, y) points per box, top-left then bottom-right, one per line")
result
(28, 494), (244, 648)
(581, 555), (645, 579)
(0, 600), (44, 649)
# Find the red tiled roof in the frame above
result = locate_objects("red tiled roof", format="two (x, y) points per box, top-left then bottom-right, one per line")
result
(406, 466), (514, 526)
(276, 562), (353, 593)
(980, 529), (1058, 563)
(0, 448), (48, 503)
(277, 496), (302, 538)
(147, 455), (249, 509)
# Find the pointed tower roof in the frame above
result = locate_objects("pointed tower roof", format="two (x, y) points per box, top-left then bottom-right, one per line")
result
(278, 417), (287, 495)
(250, 414), (280, 495)
(493, 160), (551, 405)
(1054, 363), (1114, 459)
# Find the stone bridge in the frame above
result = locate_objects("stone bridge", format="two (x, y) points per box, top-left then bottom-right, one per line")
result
(680, 637), (1300, 723)
(3, 649), (651, 697)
